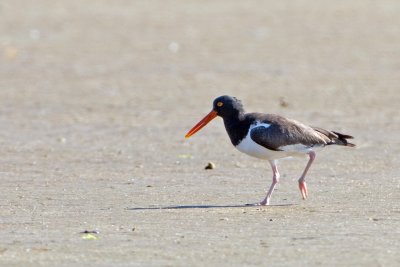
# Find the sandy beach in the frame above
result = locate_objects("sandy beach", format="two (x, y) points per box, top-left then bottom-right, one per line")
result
(1, 1), (399, 266)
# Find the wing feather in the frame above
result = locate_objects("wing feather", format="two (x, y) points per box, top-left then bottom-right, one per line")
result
(249, 115), (328, 151)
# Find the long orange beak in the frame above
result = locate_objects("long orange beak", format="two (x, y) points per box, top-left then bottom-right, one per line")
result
(185, 110), (218, 138)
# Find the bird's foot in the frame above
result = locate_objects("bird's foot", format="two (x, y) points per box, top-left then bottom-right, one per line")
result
(245, 199), (269, 206)
(298, 181), (308, 200)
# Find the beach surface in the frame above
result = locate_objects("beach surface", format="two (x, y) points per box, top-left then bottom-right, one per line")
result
(1, 1), (399, 266)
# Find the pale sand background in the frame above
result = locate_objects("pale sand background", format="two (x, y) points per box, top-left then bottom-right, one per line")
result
(1, 1), (399, 266)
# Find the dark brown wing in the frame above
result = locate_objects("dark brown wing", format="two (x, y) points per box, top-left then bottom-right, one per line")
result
(248, 114), (329, 151)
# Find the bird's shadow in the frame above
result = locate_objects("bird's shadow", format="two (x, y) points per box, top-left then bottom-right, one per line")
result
(127, 203), (295, 211)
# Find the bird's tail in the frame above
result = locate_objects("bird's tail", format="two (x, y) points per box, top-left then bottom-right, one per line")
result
(312, 127), (355, 147)
(331, 131), (355, 147)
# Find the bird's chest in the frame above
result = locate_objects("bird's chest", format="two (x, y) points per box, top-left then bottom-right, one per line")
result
(235, 133), (284, 160)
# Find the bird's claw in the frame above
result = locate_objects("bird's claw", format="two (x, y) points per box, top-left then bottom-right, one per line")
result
(299, 181), (308, 200)
(246, 200), (269, 206)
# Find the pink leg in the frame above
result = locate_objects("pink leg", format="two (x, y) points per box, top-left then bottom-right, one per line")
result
(259, 160), (280, 206)
(298, 151), (316, 200)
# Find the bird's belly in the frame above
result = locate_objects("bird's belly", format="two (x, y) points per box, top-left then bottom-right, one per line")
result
(235, 134), (290, 160)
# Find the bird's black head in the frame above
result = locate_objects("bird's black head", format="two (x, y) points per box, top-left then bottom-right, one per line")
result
(184, 95), (245, 139)
(212, 95), (245, 118)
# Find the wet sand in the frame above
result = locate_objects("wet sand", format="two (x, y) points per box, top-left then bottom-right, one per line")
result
(1, 1), (399, 266)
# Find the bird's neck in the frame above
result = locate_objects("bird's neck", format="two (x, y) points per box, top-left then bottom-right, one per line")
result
(222, 113), (249, 146)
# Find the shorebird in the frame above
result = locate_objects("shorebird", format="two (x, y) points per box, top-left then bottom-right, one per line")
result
(185, 95), (355, 205)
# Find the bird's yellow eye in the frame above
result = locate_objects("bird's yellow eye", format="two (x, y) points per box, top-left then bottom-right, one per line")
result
(217, 102), (223, 107)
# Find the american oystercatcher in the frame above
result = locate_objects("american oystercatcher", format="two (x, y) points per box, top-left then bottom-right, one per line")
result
(185, 95), (355, 205)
